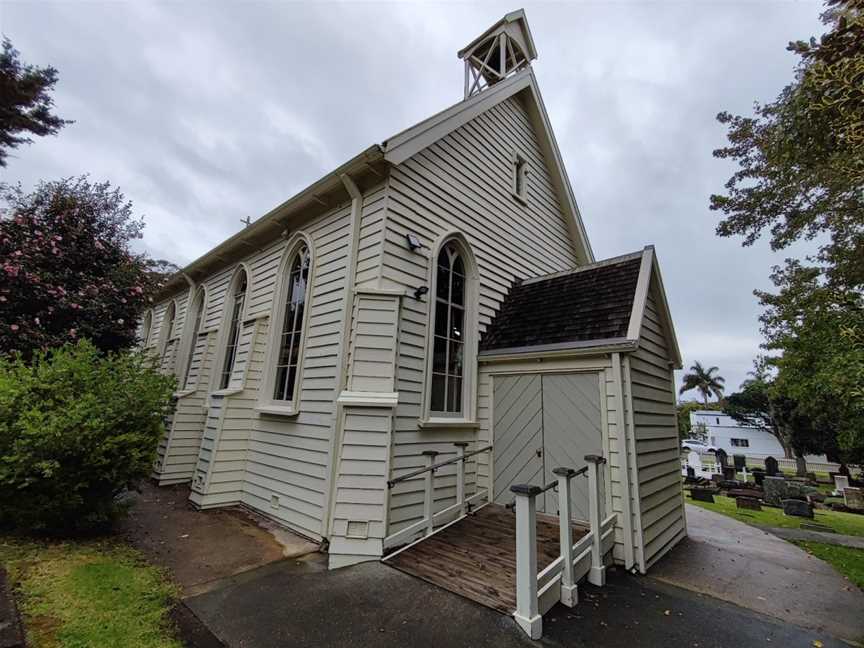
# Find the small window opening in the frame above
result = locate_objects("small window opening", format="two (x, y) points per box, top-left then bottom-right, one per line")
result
(513, 154), (528, 201)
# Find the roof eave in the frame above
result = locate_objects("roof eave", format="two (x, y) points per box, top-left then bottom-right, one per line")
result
(478, 337), (637, 362)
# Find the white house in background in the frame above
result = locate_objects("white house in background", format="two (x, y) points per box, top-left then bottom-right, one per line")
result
(689, 410), (784, 458)
(139, 11), (686, 626)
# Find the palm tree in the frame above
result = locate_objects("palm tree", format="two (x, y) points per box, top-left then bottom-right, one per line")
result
(679, 361), (725, 407)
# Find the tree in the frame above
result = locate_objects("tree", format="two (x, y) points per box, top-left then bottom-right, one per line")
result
(711, 0), (864, 462)
(676, 399), (721, 441)
(679, 361), (725, 407)
(0, 177), (170, 360)
(0, 38), (71, 167)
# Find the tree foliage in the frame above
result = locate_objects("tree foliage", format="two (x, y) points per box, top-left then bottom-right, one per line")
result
(0, 341), (175, 533)
(0, 38), (71, 167)
(712, 0), (864, 461)
(678, 361), (725, 407)
(0, 177), (169, 360)
(676, 399), (722, 441)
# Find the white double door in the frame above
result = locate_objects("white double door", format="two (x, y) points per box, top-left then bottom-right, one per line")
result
(492, 372), (603, 520)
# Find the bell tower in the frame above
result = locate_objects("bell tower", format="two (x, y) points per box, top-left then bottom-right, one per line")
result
(457, 9), (538, 99)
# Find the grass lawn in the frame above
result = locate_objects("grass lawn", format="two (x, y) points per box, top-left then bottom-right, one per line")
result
(0, 537), (182, 648)
(791, 541), (864, 591)
(685, 493), (864, 537)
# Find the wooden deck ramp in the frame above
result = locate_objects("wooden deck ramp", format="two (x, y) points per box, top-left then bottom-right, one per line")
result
(383, 504), (588, 614)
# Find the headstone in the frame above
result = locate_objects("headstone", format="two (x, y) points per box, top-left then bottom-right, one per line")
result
(752, 470), (766, 487)
(835, 475), (851, 493)
(807, 492), (826, 504)
(795, 456), (808, 477)
(782, 498), (814, 519)
(686, 466), (696, 479)
(733, 454), (746, 471)
(844, 487), (864, 511)
(728, 488), (762, 499)
(715, 449), (728, 469)
(710, 473), (722, 484)
(687, 451), (702, 474)
(690, 488), (715, 503)
(765, 456), (779, 477)
(763, 476), (788, 506)
(736, 496), (761, 511)
(722, 466), (736, 481)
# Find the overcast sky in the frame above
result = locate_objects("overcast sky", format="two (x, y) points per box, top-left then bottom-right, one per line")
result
(2, 0), (826, 397)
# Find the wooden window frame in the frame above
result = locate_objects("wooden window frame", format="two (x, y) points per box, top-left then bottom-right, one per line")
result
(141, 309), (154, 348)
(257, 234), (315, 416)
(179, 287), (207, 392)
(511, 150), (529, 204)
(158, 300), (178, 364)
(420, 232), (479, 427)
(212, 265), (250, 394)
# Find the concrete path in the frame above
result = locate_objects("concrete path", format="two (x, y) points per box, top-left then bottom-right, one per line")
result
(185, 555), (849, 648)
(651, 504), (864, 643)
(766, 526), (864, 549)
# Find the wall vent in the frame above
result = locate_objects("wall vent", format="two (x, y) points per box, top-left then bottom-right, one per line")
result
(346, 521), (369, 539)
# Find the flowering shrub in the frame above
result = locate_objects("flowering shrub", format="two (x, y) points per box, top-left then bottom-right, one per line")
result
(0, 340), (175, 533)
(0, 177), (169, 360)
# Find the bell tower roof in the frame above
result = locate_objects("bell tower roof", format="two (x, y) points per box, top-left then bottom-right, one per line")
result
(458, 9), (538, 99)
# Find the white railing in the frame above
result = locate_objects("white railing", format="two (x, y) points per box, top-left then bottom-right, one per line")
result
(383, 442), (493, 551)
(511, 455), (615, 640)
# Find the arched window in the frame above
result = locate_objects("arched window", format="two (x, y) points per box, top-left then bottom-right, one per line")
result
(141, 310), (153, 347)
(431, 243), (467, 414)
(272, 246), (310, 403)
(160, 301), (176, 361)
(219, 271), (248, 389)
(182, 289), (205, 390)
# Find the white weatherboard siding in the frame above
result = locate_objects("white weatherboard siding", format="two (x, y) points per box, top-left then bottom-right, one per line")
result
(383, 93), (583, 537)
(627, 287), (686, 570)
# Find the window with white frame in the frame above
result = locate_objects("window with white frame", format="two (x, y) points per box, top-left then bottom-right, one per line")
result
(182, 289), (205, 390)
(141, 310), (153, 347)
(430, 243), (466, 415)
(512, 152), (528, 201)
(731, 438), (749, 448)
(271, 245), (310, 403)
(160, 301), (176, 361)
(219, 271), (248, 389)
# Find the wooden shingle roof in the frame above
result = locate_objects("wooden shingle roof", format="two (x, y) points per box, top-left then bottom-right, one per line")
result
(479, 251), (644, 354)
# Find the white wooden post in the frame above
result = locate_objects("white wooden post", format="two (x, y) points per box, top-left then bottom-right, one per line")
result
(585, 454), (607, 586)
(454, 442), (468, 516)
(422, 450), (439, 535)
(511, 484), (542, 640)
(553, 467), (577, 607)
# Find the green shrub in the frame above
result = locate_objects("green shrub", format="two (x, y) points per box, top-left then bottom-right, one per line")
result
(0, 340), (175, 533)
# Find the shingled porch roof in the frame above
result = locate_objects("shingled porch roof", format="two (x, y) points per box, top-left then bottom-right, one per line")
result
(479, 247), (671, 359)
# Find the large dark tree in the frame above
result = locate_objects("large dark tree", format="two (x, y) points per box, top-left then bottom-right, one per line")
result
(0, 177), (168, 360)
(711, 0), (864, 461)
(0, 38), (71, 167)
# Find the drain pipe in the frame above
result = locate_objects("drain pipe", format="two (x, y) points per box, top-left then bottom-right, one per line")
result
(322, 173), (364, 539)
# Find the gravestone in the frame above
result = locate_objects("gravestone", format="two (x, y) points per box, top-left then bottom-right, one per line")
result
(844, 487), (864, 511)
(782, 498), (814, 519)
(728, 488), (762, 499)
(722, 466), (736, 481)
(710, 473), (722, 484)
(763, 476), (788, 506)
(687, 451), (702, 475)
(715, 449), (728, 469)
(686, 466), (696, 479)
(752, 469), (766, 487)
(736, 496), (762, 511)
(690, 488), (715, 503)
(787, 481), (819, 499)
(835, 475), (851, 494)
(733, 454), (747, 471)
(795, 456), (808, 477)
(765, 456), (779, 477)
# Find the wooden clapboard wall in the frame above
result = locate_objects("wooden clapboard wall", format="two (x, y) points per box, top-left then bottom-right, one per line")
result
(382, 93), (584, 536)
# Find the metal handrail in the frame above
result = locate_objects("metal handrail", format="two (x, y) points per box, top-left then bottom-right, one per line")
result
(387, 444), (493, 488)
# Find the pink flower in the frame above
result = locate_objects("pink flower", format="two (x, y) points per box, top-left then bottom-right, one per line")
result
(34, 317), (40, 325)
(69, 328), (77, 337)
(10, 324), (19, 332)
